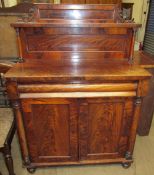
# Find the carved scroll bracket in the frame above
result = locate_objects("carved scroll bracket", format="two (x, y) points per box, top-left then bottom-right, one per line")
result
(115, 3), (135, 23)
(18, 6), (38, 22)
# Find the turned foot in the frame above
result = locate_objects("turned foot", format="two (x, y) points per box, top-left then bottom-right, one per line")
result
(27, 168), (36, 174)
(122, 162), (131, 169)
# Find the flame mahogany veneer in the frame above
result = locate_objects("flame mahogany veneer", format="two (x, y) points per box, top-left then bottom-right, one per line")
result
(4, 3), (153, 172)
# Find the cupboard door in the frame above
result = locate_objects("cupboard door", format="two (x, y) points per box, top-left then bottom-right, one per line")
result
(21, 98), (78, 163)
(79, 97), (134, 161)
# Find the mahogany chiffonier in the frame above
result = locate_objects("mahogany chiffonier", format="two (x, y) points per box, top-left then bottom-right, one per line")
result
(4, 3), (152, 173)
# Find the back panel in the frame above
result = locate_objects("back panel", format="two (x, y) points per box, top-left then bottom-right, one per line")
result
(12, 4), (139, 61)
(19, 26), (133, 60)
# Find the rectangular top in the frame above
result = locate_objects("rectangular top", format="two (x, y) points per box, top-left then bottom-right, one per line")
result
(5, 58), (151, 83)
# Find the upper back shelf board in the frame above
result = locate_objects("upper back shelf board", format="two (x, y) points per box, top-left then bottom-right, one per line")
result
(11, 3), (141, 61)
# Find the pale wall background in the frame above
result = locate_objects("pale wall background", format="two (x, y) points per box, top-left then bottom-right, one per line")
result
(0, 16), (18, 58)
(4, 0), (17, 7)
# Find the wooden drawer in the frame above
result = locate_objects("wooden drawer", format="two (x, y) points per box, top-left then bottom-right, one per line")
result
(18, 83), (137, 98)
(18, 83), (137, 92)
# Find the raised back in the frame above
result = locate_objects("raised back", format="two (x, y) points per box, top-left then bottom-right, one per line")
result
(12, 4), (141, 61)
(34, 3), (120, 22)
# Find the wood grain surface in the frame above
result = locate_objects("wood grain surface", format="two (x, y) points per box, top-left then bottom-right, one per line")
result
(4, 3), (153, 170)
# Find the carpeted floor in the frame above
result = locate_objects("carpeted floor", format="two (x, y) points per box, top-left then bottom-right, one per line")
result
(0, 108), (154, 175)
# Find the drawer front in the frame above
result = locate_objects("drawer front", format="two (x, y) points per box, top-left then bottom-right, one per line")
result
(18, 83), (137, 99)
(18, 83), (137, 93)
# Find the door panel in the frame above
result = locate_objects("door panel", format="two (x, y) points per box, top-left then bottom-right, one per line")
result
(21, 98), (78, 163)
(79, 98), (134, 160)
